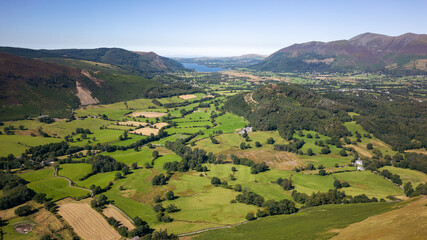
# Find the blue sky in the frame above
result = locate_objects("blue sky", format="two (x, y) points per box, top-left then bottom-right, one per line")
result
(1, 0), (426, 57)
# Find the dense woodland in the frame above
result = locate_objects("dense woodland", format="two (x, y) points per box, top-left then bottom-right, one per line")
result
(226, 83), (427, 151)
(324, 91), (427, 151)
(225, 84), (351, 140)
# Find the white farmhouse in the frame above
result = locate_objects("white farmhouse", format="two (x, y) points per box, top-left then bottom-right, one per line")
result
(353, 159), (365, 171)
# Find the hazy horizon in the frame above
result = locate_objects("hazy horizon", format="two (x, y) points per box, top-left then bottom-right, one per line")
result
(1, 0), (426, 57)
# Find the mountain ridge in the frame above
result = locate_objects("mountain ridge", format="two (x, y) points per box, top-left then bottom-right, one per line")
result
(254, 33), (427, 73)
(0, 47), (186, 76)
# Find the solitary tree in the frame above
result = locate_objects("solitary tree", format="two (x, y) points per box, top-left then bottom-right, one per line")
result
(318, 169), (327, 176)
(211, 177), (221, 186)
(152, 150), (159, 160)
(404, 182), (414, 196)
(115, 172), (122, 180)
(245, 212), (256, 221)
(333, 180), (342, 189)
(165, 191), (175, 200)
(339, 149), (348, 156)
(267, 137), (275, 144)
(131, 162), (138, 169)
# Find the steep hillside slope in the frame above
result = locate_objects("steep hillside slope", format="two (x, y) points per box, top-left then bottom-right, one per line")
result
(0, 47), (186, 76)
(0, 52), (83, 119)
(253, 33), (427, 73)
(0, 53), (161, 120)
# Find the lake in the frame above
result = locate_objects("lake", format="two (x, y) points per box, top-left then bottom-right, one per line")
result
(182, 63), (229, 72)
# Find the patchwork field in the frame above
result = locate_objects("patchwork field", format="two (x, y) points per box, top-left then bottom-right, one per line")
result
(1, 81), (426, 240)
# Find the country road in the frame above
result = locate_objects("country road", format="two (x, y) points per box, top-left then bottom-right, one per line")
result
(54, 167), (93, 196)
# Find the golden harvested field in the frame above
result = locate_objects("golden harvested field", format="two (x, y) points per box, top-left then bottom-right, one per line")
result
(179, 94), (197, 100)
(131, 111), (167, 118)
(153, 122), (169, 129)
(330, 196), (427, 240)
(103, 205), (135, 230)
(117, 121), (149, 127)
(130, 123), (168, 135)
(59, 203), (120, 240)
(131, 127), (160, 136)
(233, 149), (304, 170)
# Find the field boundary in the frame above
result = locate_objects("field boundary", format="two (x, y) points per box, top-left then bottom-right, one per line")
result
(108, 204), (135, 225)
(177, 220), (250, 237)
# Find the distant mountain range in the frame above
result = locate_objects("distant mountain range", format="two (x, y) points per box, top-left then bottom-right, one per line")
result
(253, 33), (427, 73)
(175, 54), (267, 68)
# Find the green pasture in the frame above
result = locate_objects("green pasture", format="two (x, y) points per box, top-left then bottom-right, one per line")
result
(19, 168), (54, 182)
(194, 201), (399, 240)
(77, 171), (119, 189)
(27, 177), (89, 201)
(0, 134), (62, 157)
(332, 171), (403, 199)
(58, 163), (92, 182)
(379, 166), (427, 186)
(42, 118), (112, 137)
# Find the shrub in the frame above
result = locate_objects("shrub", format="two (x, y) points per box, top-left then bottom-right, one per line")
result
(153, 204), (165, 213)
(267, 137), (275, 144)
(245, 212), (256, 221)
(165, 191), (175, 200)
(211, 177), (221, 185)
(15, 205), (32, 216)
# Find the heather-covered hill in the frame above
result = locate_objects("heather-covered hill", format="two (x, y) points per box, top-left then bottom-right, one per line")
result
(0, 52), (162, 120)
(253, 33), (427, 73)
(0, 47), (186, 77)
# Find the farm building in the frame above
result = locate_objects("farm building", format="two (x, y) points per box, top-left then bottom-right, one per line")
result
(353, 159), (365, 171)
(238, 127), (253, 135)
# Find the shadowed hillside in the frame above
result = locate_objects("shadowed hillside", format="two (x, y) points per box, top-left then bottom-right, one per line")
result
(0, 47), (186, 77)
